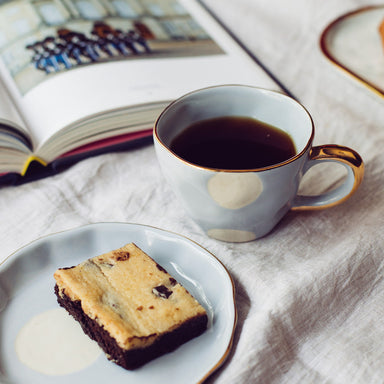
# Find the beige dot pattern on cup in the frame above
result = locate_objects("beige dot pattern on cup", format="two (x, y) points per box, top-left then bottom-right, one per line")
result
(207, 228), (257, 242)
(207, 172), (263, 209)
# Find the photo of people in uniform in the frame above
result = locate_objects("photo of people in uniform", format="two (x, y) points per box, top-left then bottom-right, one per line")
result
(0, 0), (224, 94)
(26, 21), (151, 74)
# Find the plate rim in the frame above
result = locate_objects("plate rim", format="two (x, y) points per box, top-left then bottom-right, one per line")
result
(319, 4), (384, 98)
(0, 221), (237, 384)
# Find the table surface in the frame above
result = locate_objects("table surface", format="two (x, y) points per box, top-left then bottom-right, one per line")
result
(1, 0), (384, 383)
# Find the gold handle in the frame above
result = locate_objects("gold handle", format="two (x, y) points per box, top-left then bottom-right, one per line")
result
(292, 145), (364, 211)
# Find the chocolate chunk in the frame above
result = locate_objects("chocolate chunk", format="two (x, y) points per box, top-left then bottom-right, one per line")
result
(156, 263), (167, 273)
(152, 285), (172, 299)
(112, 251), (130, 261)
(169, 278), (177, 286)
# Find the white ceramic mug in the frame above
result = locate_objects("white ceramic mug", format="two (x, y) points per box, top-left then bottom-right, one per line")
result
(154, 85), (364, 242)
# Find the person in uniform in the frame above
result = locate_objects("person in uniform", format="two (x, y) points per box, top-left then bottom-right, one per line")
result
(26, 42), (50, 73)
(129, 30), (151, 53)
(115, 29), (138, 54)
(43, 36), (72, 70)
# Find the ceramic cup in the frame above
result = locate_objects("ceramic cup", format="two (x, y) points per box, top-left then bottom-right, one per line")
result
(153, 85), (364, 242)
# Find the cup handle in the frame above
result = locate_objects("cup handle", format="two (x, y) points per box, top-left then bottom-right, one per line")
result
(291, 145), (364, 211)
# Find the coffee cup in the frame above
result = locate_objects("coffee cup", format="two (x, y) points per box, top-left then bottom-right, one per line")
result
(153, 85), (364, 242)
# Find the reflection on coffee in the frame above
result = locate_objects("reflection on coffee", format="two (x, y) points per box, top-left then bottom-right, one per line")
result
(169, 116), (296, 169)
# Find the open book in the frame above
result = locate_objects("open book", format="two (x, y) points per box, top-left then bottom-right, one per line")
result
(0, 0), (283, 185)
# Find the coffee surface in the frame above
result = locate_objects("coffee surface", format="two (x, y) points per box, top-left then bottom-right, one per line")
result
(169, 116), (296, 169)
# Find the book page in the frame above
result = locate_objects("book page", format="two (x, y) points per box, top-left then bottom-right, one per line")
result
(0, 72), (27, 133)
(0, 0), (281, 151)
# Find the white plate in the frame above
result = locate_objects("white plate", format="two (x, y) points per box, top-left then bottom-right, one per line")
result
(320, 5), (384, 97)
(0, 222), (236, 384)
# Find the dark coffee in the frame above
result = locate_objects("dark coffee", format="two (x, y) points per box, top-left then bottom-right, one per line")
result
(169, 116), (296, 169)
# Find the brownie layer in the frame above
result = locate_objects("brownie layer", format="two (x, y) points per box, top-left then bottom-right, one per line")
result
(55, 284), (208, 369)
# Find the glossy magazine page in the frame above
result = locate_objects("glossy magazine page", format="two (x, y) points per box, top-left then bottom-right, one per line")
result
(0, 0), (280, 151)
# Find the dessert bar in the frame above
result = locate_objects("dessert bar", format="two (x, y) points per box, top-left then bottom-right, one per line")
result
(54, 243), (208, 369)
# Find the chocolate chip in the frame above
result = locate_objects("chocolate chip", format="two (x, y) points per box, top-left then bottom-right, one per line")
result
(152, 285), (172, 299)
(112, 251), (130, 261)
(137, 306), (143, 311)
(156, 263), (167, 273)
(169, 278), (177, 286)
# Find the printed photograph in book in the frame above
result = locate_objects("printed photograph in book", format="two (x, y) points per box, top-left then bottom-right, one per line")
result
(0, 0), (224, 95)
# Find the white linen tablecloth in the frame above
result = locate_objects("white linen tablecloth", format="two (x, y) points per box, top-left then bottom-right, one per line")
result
(1, 0), (384, 383)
